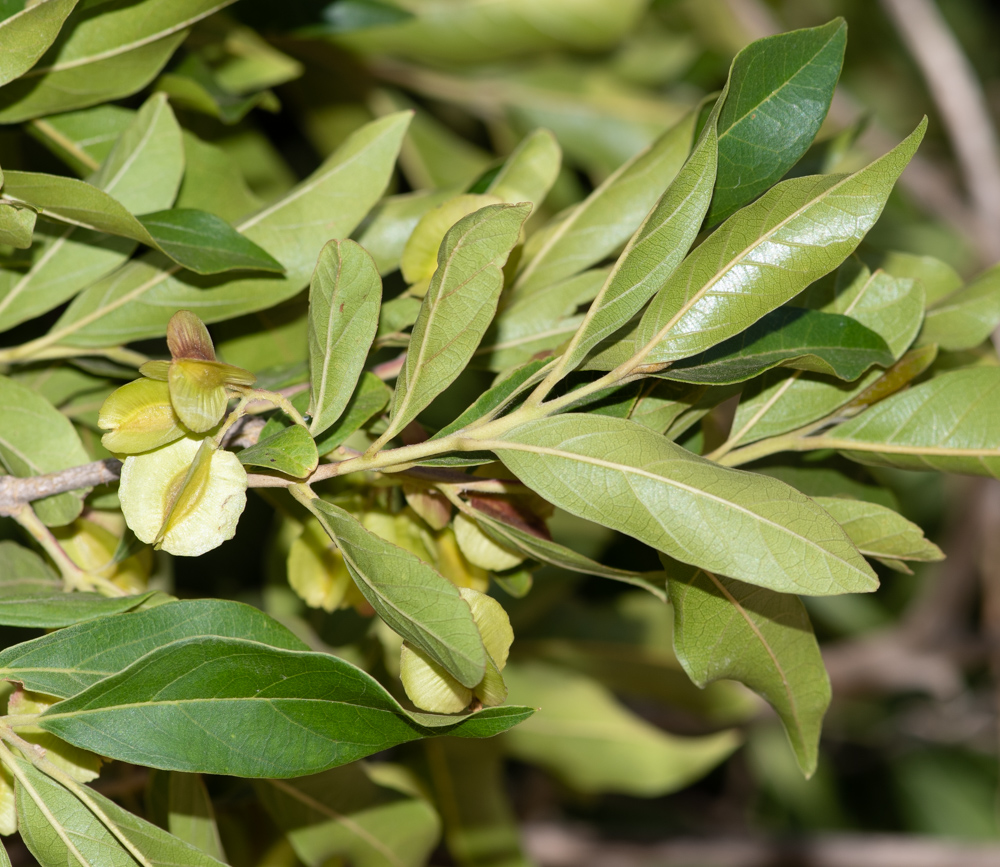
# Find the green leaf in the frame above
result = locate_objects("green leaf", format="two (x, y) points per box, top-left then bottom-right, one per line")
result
(0, 374), (91, 526)
(486, 414), (876, 595)
(161, 773), (227, 863)
(666, 560), (829, 776)
(0, 202), (34, 247)
(707, 19), (847, 225)
(511, 111), (696, 298)
(869, 249), (962, 305)
(37, 636), (530, 776)
(0, 96), (184, 329)
(813, 497), (943, 565)
(354, 188), (457, 276)
(257, 764), (440, 867)
(26, 105), (135, 176)
(138, 209), (284, 274)
(306, 499), (488, 688)
(50, 112), (410, 348)
(919, 264), (1000, 351)
(632, 120), (926, 367)
(0, 0), (235, 123)
(819, 368), (1000, 477)
(502, 661), (739, 796)
(383, 203), (531, 444)
(661, 308), (893, 384)
(13, 756), (227, 867)
(0, 0), (78, 88)
(238, 425), (318, 478)
(308, 240), (382, 435)
(486, 127), (562, 208)
(551, 107), (719, 380)
(175, 132), (262, 224)
(0, 598), (309, 698)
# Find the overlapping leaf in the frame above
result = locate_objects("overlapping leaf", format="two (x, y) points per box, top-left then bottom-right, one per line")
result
(814, 497), (943, 566)
(0, 0), (79, 88)
(919, 264), (1000, 351)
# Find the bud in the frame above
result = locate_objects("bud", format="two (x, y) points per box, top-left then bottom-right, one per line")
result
(98, 378), (187, 454)
(119, 436), (247, 557)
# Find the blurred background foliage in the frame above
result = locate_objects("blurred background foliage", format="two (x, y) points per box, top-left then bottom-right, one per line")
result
(5, 0), (1000, 863)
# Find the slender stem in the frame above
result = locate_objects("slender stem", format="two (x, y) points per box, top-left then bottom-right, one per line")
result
(715, 433), (822, 467)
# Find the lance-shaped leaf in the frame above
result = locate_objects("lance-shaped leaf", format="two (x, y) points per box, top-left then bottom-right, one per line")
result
(549, 105), (719, 381)
(662, 308), (893, 385)
(631, 120), (925, 368)
(13, 756), (227, 867)
(308, 240), (382, 435)
(666, 560), (829, 776)
(34, 636), (530, 777)
(511, 111), (696, 298)
(817, 367), (1000, 476)
(813, 497), (943, 566)
(50, 112), (409, 348)
(382, 203), (530, 445)
(707, 19), (847, 226)
(0, 0), (235, 123)
(0, 374), (91, 526)
(238, 425), (318, 478)
(27, 105), (134, 175)
(0, 94), (183, 331)
(919, 264), (1000, 351)
(486, 127), (562, 208)
(307, 499), (488, 688)
(0, 0), (80, 87)
(484, 414), (876, 596)
(0, 599), (308, 698)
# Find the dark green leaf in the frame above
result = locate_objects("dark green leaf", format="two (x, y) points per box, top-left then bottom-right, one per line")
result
(238, 425), (318, 478)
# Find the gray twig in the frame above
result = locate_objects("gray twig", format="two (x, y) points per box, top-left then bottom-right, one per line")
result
(0, 460), (122, 516)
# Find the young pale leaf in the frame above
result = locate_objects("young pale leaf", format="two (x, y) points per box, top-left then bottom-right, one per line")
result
(632, 120), (926, 368)
(512, 111), (696, 298)
(0, 0), (235, 122)
(383, 203), (531, 445)
(502, 661), (739, 796)
(238, 425), (319, 478)
(813, 497), (943, 564)
(485, 414), (876, 595)
(707, 18), (847, 225)
(819, 368), (1000, 476)
(308, 240), (382, 435)
(661, 308), (893, 385)
(0, 95), (183, 330)
(50, 112), (410, 348)
(919, 264), (1000, 351)
(0, 375), (91, 526)
(0, 598), (309, 698)
(36, 636), (530, 777)
(0, 203), (35, 248)
(354, 188), (457, 275)
(550, 105), (719, 380)
(666, 560), (830, 777)
(13, 756), (227, 867)
(257, 764), (440, 867)
(307, 499), (488, 688)
(0, 0), (79, 88)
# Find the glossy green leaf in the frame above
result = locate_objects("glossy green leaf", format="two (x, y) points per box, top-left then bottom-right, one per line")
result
(0, 0), (235, 122)
(502, 661), (739, 796)
(238, 425), (319, 478)
(919, 264), (1000, 351)
(36, 636), (529, 776)
(0, 599), (309, 698)
(383, 203), (530, 444)
(257, 764), (440, 867)
(307, 499), (488, 688)
(0, 95), (183, 329)
(0, 0), (79, 87)
(0, 374), (91, 526)
(308, 240), (382, 435)
(0, 202), (34, 247)
(707, 19), (846, 225)
(13, 756), (227, 867)
(512, 111), (696, 298)
(138, 208), (284, 274)
(813, 497), (943, 564)
(486, 414), (876, 595)
(662, 308), (893, 384)
(632, 121), (925, 368)
(486, 127), (562, 208)
(666, 561), (829, 776)
(552, 108), (718, 379)
(819, 367), (1000, 476)
(50, 112), (410, 348)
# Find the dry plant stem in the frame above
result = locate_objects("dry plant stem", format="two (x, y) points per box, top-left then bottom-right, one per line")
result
(0, 459), (121, 516)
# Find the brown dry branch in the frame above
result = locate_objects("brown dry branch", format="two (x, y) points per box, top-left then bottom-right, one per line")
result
(0, 459), (121, 516)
